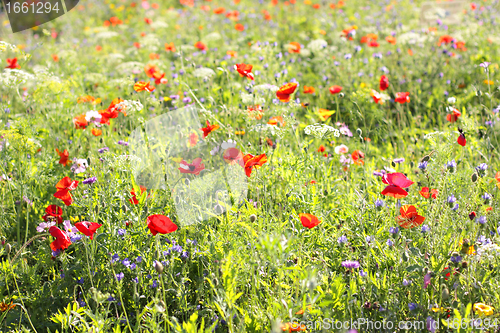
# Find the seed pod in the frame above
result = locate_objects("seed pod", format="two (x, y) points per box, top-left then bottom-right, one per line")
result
(154, 260), (164, 274)
(471, 173), (478, 182)
(249, 214), (257, 222)
(5, 243), (11, 255)
(441, 285), (450, 300)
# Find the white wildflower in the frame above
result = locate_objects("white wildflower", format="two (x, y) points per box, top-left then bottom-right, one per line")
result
(193, 67), (216, 79)
(114, 100), (144, 113)
(304, 123), (340, 139)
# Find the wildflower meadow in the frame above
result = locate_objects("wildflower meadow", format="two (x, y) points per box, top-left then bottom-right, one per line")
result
(1, 0), (500, 331)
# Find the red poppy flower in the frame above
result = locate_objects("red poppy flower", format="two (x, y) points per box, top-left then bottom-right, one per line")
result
(457, 132), (466, 146)
(195, 41), (207, 51)
(213, 7), (225, 14)
(49, 226), (72, 251)
(91, 128), (102, 136)
(99, 98), (125, 125)
(442, 266), (458, 280)
(55, 148), (71, 166)
(152, 71), (167, 85)
(73, 114), (88, 129)
(75, 222), (102, 240)
(223, 148), (244, 166)
(276, 83), (298, 102)
(385, 36), (397, 44)
(419, 187), (438, 199)
(381, 172), (414, 198)
(351, 150), (365, 165)
(368, 40), (379, 47)
(178, 158), (205, 175)
(235, 23), (245, 31)
(165, 42), (176, 52)
(329, 85), (343, 94)
(147, 214), (178, 235)
(288, 42), (301, 53)
(379, 75), (389, 91)
(134, 81), (156, 92)
(43, 205), (63, 224)
(130, 185), (148, 205)
(267, 116), (285, 127)
(234, 63), (254, 80)
(438, 35), (455, 46)
(299, 213), (321, 229)
(53, 177), (79, 206)
(6, 58), (20, 69)
(200, 120), (219, 138)
(446, 108), (461, 123)
(395, 92), (410, 104)
(396, 205), (425, 229)
(145, 64), (160, 78)
(318, 145), (326, 153)
(188, 132), (199, 147)
(303, 86), (315, 94)
(243, 153), (268, 177)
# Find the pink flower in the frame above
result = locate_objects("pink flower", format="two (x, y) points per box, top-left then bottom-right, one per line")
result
(334, 144), (349, 154)
(423, 273), (431, 289)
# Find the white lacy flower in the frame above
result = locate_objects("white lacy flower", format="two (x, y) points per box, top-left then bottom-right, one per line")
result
(0, 41), (20, 52)
(193, 67), (216, 79)
(241, 92), (265, 105)
(253, 84), (279, 93)
(474, 243), (500, 262)
(307, 39), (328, 53)
(447, 97), (456, 104)
(304, 123), (340, 139)
(204, 32), (222, 42)
(114, 100), (144, 113)
(221, 139), (237, 149)
(0, 69), (35, 87)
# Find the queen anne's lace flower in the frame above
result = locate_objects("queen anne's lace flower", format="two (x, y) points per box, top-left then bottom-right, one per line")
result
(304, 123), (340, 139)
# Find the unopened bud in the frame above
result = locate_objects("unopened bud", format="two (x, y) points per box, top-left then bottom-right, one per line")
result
(441, 285), (450, 300)
(154, 260), (164, 274)
(249, 214), (257, 222)
(5, 243), (11, 255)
(461, 261), (468, 269)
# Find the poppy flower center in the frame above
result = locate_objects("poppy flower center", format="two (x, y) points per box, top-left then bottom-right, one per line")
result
(188, 165), (196, 171)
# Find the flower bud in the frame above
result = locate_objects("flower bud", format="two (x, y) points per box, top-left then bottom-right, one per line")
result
(249, 214), (257, 222)
(469, 212), (476, 220)
(5, 243), (11, 255)
(441, 285), (450, 300)
(471, 173), (478, 182)
(154, 260), (164, 274)
(339, 92), (345, 98)
(461, 261), (468, 269)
